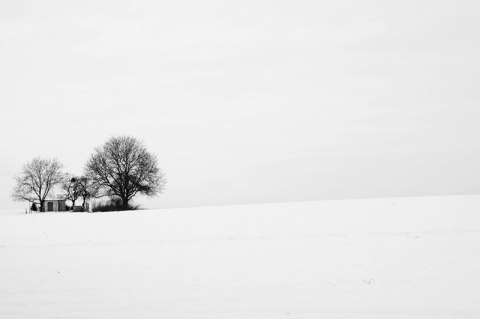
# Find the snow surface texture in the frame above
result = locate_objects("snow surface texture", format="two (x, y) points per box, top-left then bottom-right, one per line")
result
(1, 195), (479, 318)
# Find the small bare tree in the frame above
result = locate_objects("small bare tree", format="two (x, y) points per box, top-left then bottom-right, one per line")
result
(77, 176), (99, 209)
(11, 157), (64, 212)
(61, 174), (82, 210)
(85, 136), (166, 210)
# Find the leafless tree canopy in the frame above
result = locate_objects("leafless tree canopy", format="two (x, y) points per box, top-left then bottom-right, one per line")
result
(60, 174), (82, 208)
(11, 157), (64, 212)
(85, 136), (166, 209)
(77, 176), (100, 208)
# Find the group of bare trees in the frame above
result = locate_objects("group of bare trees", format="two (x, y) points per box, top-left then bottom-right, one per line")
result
(60, 174), (98, 210)
(11, 136), (166, 212)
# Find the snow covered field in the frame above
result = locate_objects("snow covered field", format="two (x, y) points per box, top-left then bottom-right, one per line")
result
(1, 195), (479, 318)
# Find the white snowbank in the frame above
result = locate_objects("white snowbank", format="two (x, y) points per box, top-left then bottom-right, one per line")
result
(1, 195), (479, 318)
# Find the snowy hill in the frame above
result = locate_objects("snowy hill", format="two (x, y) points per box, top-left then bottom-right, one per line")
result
(1, 195), (480, 318)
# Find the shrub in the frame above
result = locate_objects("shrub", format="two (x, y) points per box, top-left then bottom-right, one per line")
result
(91, 197), (140, 212)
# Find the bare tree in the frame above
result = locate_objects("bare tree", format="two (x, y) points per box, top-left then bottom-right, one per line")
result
(61, 174), (82, 210)
(85, 136), (166, 210)
(77, 176), (99, 209)
(11, 157), (64, 212)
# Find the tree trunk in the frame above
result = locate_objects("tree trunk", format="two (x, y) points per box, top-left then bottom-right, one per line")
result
(121, 197), (129, 210)
(40, 200), (45, 212)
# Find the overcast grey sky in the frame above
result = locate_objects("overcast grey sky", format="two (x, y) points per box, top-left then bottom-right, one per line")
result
(1, 0), (479, 209)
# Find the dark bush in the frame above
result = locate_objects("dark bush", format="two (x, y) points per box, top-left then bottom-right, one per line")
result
(91, 197), (140, 212)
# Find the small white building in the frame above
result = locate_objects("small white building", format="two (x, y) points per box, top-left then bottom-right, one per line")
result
(44, 199), (67, 212)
